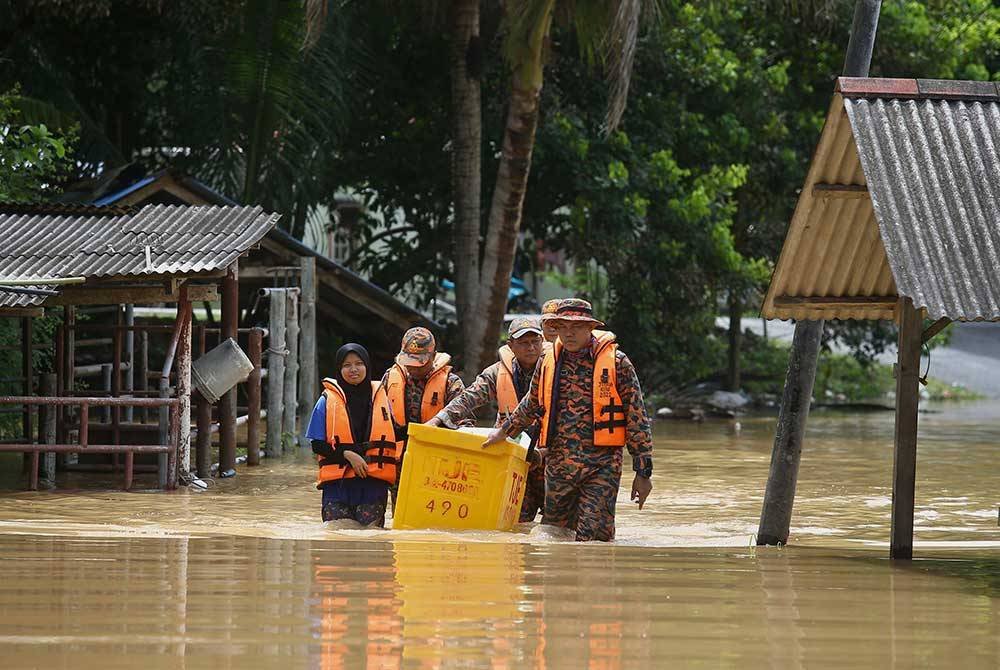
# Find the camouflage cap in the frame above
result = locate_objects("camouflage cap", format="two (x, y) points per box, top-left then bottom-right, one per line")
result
(551, 298), (605, 326)
(540, 298), (564, 322)
(397, 326), (436, 366)
(508, 316), (543, 340)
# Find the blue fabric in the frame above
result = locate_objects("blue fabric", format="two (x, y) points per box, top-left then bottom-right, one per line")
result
(321, 477), (389, 506)
(306, 395), (328, 442)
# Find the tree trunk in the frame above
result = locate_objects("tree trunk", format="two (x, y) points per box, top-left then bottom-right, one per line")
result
(469, 84), (543, 374)
(467, 0), (554, 375)
(450, 0), (483, 379)
(726, 291), (742, 392)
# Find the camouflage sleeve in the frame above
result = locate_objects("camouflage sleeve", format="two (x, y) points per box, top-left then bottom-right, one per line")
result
(501, 359), (545, 436)
(435, 365), (498, 429)
(444, 373), (476, 427)
(617, 351), (653, 462)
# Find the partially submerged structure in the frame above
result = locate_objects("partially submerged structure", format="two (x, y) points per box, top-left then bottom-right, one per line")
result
(77, 169), (439, 367)
(761, 77), (1000, 558)
(0, 203), (279, 488)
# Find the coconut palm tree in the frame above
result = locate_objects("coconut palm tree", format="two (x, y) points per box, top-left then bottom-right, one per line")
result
(460, 0), (660, 376)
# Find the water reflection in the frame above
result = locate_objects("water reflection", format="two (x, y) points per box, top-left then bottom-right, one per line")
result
(0, 535), (997, 668)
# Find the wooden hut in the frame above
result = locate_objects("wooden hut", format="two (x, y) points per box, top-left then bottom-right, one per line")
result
(0, 203), (278, 489)
(762, 77), (1000, 558)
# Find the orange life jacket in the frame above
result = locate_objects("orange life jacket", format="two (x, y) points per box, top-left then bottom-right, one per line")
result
(536, 331), (626, 448)
(385, 352), (452, 425)
(495, 345), (521, 420)
(317, 378), (398, 486)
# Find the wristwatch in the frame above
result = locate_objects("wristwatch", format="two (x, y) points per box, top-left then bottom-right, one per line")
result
(632, 456), (652, 479)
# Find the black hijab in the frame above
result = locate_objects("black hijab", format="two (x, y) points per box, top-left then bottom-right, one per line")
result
(335, 343), (372, 443)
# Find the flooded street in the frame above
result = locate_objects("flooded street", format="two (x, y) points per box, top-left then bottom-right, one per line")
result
(0, 403), (998, 668)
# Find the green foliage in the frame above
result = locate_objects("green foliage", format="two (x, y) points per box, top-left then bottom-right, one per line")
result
(741, 333), (981, 404)
(0, 89), (75, 202)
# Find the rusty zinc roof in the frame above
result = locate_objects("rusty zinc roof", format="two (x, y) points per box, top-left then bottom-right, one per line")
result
(762, 77), (1000, 322)
(0, 204), (280, 306)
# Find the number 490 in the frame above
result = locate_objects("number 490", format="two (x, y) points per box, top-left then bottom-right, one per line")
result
(425, 499), (469, 518)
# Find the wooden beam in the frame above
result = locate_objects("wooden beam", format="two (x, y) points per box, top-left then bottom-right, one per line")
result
(891, 297), (922, 560)
(0, 308), (44, 318)
(45, 284), (218, 306)
(812, 183), (869, 199)
(774, 295), (896, 309)
(921, 317), (951, 344)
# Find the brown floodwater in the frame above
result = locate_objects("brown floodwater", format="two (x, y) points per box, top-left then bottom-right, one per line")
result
(0, 402), (997, 668)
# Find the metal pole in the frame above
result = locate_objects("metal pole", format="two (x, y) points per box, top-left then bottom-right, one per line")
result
(246, 328), (263, 466)
(21, 317), (32, 443)
(282, 290), (299, 445)
(297, 257), (317, 446)
(219, 264), (239, 477)
(139, 330), (149, 423)
(265, 291), (286, 458)
(758, 0), (881, 547)
(102, 364), (113, 423)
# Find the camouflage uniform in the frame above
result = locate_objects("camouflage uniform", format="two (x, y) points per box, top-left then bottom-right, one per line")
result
(434, 356), (545, 522)
(502, 340), (653, 541)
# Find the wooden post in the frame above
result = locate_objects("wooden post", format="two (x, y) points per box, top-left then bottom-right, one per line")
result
(196, 326), (212, 479)
(64, 306), (78, 465)
(112, 312), (122, 469)
(266, 291), (286, 458)
(757, 320), (823, 545)
(139, 330), (149, 423)
(219, 264), (238, 477)
(124, 304), (135, 423)
(41, 373), (56, 484)
(247, 328), (263, 466)
(177, 286), (193, 476)
(21, 317), (32, 443)
(891, 298), (921, 560)
(55, 326), (65, 446)
(297, 257), (317, 445)
(102, 364), (113, 423)
(282, 289), (299, 444)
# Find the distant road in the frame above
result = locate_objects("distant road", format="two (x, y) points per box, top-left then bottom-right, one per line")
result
(718, 318), (1000, 398)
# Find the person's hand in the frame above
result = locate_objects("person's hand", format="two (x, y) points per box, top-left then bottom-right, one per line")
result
(344, 450), (368, 478)
(630, 475), (652, 510)
(425, 416), (443, 428)
(535, 447), (547, 462)
(482, 427), (508, 449)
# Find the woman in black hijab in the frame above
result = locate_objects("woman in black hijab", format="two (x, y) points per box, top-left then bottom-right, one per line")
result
(306, 343), (392, 527)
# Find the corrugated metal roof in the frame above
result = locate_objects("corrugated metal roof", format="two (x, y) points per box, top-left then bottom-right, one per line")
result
(0, 204), (280, 306)
(846, 96), (1000, 321)
(762, 77), (1000, 322)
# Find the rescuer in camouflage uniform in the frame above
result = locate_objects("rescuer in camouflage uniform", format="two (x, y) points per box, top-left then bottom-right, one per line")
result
(427, 316), (547, 521)
(483, 299), (653, 542)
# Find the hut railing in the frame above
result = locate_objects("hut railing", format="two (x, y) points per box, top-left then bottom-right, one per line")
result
(0, 396), (180, 491)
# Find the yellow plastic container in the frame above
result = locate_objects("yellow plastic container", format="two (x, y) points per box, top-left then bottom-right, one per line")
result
(393, 424), (528, 531)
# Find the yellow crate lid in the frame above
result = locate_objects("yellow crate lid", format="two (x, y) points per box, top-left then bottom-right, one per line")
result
(407, 423), (528, 461)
